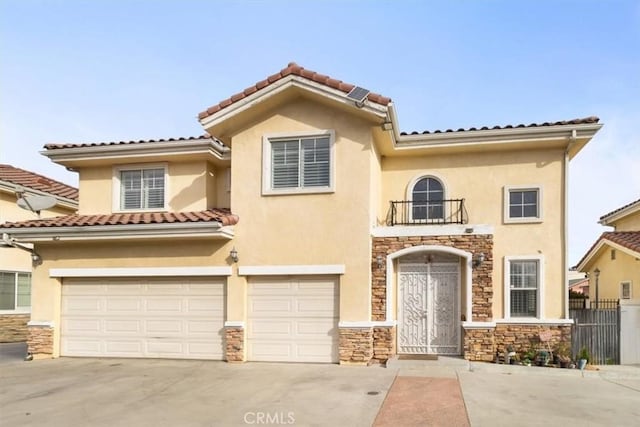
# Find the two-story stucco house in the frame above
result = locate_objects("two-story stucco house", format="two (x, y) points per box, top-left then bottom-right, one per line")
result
(0, 63), (602, 363)
(0, 164), (78, 342)
(577, 198), (640, 302)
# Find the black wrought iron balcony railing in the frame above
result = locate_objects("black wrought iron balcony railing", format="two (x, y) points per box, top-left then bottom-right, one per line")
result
(389, 199), (467, 226)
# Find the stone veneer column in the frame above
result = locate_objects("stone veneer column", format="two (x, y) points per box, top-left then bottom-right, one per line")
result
(372, 326), (396, 363)
(0, 314), (30, 343)
(463, 328), (495, 361)
(339, 327), (373, 365)
(27, 325), (54, 358)
(225, 326), (244, 363)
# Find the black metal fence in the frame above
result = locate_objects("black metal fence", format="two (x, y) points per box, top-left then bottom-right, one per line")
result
(570, 305), (620, 364)
(389, 199), (467, 226)
(569, 298), (619, 310)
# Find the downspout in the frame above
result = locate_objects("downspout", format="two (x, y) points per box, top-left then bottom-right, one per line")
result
(563, 130), (577, 319)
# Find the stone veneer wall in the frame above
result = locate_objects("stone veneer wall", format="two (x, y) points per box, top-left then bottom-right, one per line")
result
(494, 324), (571, 354)
(0, 314), (30, 343)
(27, 326), (53, 356)
(225, 327), (244, 362)
(372, 235), (493, 322)
(464, 328), (496, 361)
(339, 328), (373, 364)
(372, 326), (395, 363)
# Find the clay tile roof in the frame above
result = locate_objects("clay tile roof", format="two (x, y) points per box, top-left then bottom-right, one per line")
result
(0, 164), (78, 201)
(0, 208), (239, 229)
(399, 116), (600, 136)
(198, 62), (392, 120)
(599, 198), (640, 221)
(576, 231), (640, 268)
(44, 135), (225, 151)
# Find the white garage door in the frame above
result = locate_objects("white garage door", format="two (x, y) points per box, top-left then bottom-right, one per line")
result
(61, 277), (225, 360)
(247, 276), (339, 363)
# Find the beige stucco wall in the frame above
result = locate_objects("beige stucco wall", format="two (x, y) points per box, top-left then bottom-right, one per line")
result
(610, 210), (640, 231)
(77, 161), (223, 214)
(585, 248), (640, 300)
(380, 148), (566, 319)
(229, 98), (376, 321)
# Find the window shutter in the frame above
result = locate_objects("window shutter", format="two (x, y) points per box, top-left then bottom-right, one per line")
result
(272, 140), (300, 188)
(121, 170), (142, 209)
(143, 169), (165, 209)
(301, 137), (330, 187)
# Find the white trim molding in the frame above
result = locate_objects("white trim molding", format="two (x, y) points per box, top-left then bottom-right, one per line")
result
(503, 184), (544, 224)
(372, 224), (494, 237)
(338, 320), (396, 328)
(49, 266), (233, 278)
(494, 318), (574, 325)
(462, 321), (496, 329)
(576, 238), (640, 271)
(224, 321), (245, 328)
(503, 255), (545, 320)
(27, 320), (55, 327)
(238, 265), (345, 276)
(385, 245), (474, 324)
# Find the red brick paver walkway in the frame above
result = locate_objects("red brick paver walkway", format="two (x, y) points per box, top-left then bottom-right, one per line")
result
(373, 376), (470, 427)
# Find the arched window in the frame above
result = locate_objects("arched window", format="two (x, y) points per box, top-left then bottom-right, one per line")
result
(412, 177), (444, 221)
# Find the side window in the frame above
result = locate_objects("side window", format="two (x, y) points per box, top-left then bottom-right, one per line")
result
(411, 177), (444, 221)
(504, 185), (543, 223)
(621, 282), (632, 300)
(504, 255), (544, 319)
(113, 164), (167, 212)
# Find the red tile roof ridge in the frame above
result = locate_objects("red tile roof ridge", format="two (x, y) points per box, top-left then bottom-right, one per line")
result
(0, 164), (78, 201)
(599, 198), (640, 221)
(44, 134), (226, 151)
(198, 62), (392, 120)
(0, 208), (239, 229)
(399, 116), (601, 136)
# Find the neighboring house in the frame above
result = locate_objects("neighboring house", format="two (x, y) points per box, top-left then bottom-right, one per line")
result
(569, 278), (589, 295)
(576, 198), (640, 302)
(0, 164), (78, 342)
(0, 63), (603, 363)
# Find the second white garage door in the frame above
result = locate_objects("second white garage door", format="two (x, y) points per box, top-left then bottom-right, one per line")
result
(61, 277), (225, 360)
(247, 276), (339, 363)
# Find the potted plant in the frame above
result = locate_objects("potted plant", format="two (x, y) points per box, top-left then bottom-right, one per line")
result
(506, 345), (517, 365)
(521, 348), (536, 366)
(577, 346), (590, 370)
(554, 343), (571, 368)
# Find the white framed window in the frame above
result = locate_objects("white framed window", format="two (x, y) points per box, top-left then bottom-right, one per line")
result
(0, 271), (31, 313)
(504, 255), (544, 319)
(262, 130), (335, 195)
(620, 281), (632, 300)
(504, 185), (543, 223)
(112, 164), (168, 212)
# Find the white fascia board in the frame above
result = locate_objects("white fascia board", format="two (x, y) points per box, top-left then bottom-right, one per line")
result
(494, 318), (574, 325)
(238, 264), (346, 276)
(0, 181), (78, 210)
(199, 75), (388, 129)
(393, 123), (602, 149)
(224, 321), (245, 328)
(598, 202), (640, 226)
(27, 320), (55, 327)
(575, 238), (640, 272)
(50, 266), (233, 277)
(40, 139), (229, 163)
(575, 239), (607, 272)
(372, 224), (494, 238)
(0, 223), (233, 242)
(338, 320), (397, 328)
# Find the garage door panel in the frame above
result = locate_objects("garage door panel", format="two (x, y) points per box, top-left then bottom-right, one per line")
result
(61, 278), (225, 360)
(248, 276), (339, 363)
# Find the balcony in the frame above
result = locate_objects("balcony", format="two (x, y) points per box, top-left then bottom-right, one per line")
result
(389, 199), (467, 226)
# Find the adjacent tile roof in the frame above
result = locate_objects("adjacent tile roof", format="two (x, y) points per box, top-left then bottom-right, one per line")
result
(198, 62), (392, 120)
(399, 116), (600, 136)
(576, 231), (640, 268)
(0, 208), (239, 228)
(599, 198), (640, 221)
(44, 135), (225, 151)
(0, 164), (78, 201)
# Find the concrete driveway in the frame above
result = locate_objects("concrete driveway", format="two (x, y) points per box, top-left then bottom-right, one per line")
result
(1, 356), (639, 427)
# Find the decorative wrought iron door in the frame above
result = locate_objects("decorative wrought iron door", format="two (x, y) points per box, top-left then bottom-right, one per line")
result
(398, 263), (460, 354)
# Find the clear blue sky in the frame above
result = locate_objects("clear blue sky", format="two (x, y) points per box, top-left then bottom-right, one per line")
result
(1, 0), (639, 264)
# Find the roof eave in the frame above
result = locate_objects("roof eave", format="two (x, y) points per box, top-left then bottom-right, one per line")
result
(576, 237), (640, 271)
(198, 75), (388, 131)
(0, 222), (234, 242)
(0, 180), (78, 209)
(41, 138), (230, 165)
(393, 123), (603, 151)
(598, 202), (640, 226)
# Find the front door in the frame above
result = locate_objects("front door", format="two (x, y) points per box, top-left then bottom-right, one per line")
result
(398, 263), (460, 355)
